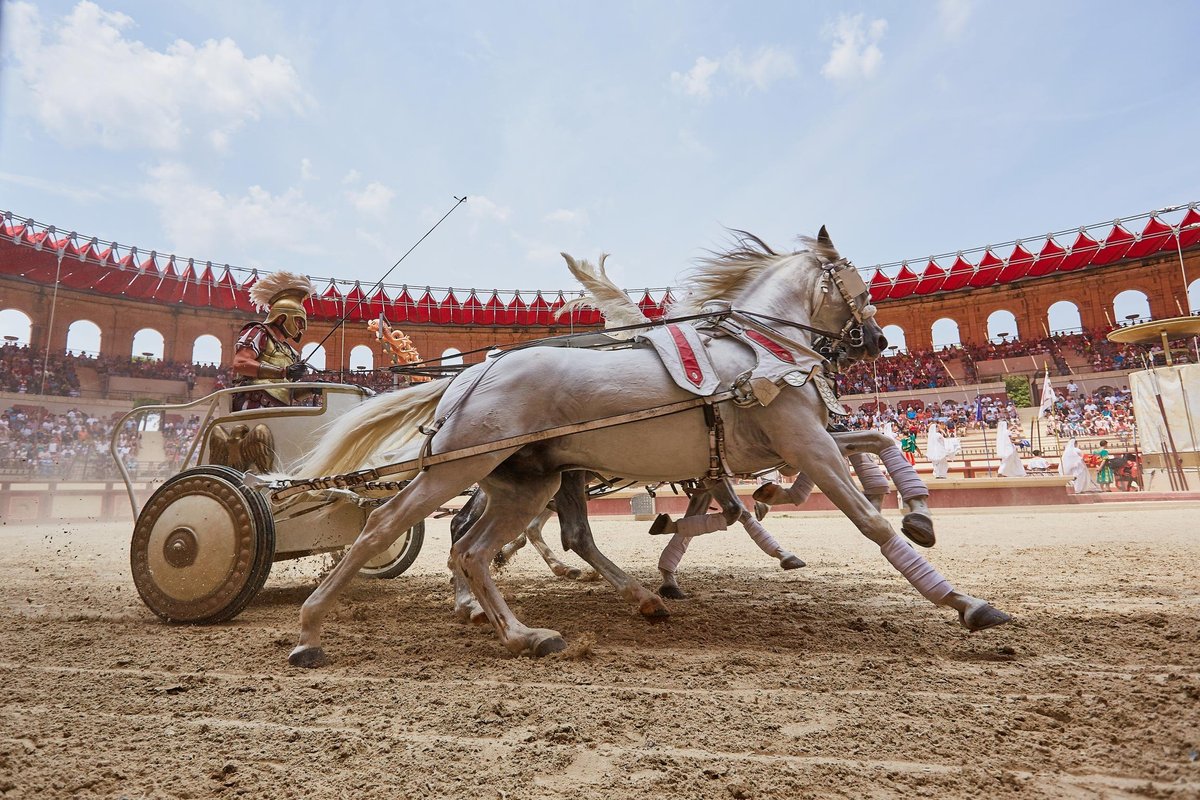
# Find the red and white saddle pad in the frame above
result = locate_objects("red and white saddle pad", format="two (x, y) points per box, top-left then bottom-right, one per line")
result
(638, 323), (722, 396)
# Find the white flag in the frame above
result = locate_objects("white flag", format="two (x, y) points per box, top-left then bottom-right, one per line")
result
(1038, 369), (1056, 418)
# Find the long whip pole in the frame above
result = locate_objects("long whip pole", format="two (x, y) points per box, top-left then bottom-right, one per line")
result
(303, 195), (467, 365)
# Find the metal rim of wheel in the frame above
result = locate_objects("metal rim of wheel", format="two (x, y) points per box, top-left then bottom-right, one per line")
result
(130, 465), (275, 624)
(357, 520), (426, 579)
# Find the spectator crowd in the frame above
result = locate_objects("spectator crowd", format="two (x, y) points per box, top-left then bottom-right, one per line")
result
(0, 404), (203, 479)
(1044, 387), (1137, 440)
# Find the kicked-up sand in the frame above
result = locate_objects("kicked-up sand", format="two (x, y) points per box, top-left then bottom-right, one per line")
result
(1, 502), (1198, 799)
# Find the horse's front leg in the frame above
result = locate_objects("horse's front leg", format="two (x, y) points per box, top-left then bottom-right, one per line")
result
(833, 430), (935, 547)
(777, 420), (1009, 632)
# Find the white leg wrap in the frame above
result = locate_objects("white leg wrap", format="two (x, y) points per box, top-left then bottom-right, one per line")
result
(674, 511), (729, 538)
(657, 534), (691, 574)
(849, 453), (890, 497)
(737, 509), (785, 559)
(877, 445), (930, 501)
(880, 535), (954, 604)
(783, 473), (815, 504)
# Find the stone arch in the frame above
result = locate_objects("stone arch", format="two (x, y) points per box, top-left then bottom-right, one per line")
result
(132, 328), (165, 360)
(986, 309), (1019, 343)
(441, 347), (463, 366)
(1187, 278), (1200, 314)
(192, 334), (223, 366)
(930, 317), (960, 349)
(349, 344), (374, 372)
(880, 324), (907, 354)
(1112, 289), (1151, 325)
(1047, 300), (1082, 335)
(0, 308), (33, 346)
(301, 343), (327, 370)
(66, 319), (102, 356)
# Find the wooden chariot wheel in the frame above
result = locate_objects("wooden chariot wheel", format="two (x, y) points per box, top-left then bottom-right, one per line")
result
(130, 465), (275, 624)
(356, 520), (426, 579)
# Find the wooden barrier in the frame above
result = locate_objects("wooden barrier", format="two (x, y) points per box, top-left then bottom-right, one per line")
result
(0, 480), (152, 523)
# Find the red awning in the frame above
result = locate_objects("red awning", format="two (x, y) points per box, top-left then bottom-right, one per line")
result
(939, 254), (975, 292)
(1058, 230), (1100, 272)
(1090, 224), (1135, 266)
(411, 289), (438, 324)
(914, 259), (947, 295)
(968, 250), (1004, 289)
(507, 293), (530, 324)
(1124, 216), (1174, 260)
(868, 270), (893, 301)
(483, 292), (514, 325)
(1027, 237), (1066, 277)
(1177, 207), (1200, 249)
(887, 264), (919, 299)
(997, 243), (1035, 283)
(455, 291), (483, 325)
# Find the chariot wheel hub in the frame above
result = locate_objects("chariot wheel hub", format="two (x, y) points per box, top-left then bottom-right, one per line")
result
(163, 527), (199, 568)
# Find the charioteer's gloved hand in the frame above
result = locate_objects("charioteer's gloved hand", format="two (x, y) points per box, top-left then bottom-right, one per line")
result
(285, 362), (308, 382)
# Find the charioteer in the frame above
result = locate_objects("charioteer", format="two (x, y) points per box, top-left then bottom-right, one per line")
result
(231, 271), (317, 411)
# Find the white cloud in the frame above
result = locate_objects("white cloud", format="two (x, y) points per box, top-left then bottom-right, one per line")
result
(726, 47), (799, 92)
(300, 158), (315, 180)
(671, 56), (721, 100)
(467, 195), (511, 222)
(821, 14), (887, 84)
(672, 48), (796, 100)
(544, 208), (588, 225)
(938, 0), (974, 40)
(341, 169), (362, 185)
(0, 170), (109, 203)
(345, 181), (396, 216)
(141, 162), (322, 260)
(5, 1), (311, 151)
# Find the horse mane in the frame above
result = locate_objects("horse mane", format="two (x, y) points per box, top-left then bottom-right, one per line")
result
(672, 229), (835, 317)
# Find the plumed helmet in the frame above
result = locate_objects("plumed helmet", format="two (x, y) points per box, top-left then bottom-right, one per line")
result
(249, 271), (316, 340)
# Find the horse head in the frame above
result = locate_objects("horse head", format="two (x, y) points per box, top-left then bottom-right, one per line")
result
(796, 225), (886, 361)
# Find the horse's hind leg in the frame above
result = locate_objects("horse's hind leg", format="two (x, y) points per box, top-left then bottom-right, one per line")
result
(523, 509), (584, 579)
(708, 480), (805, 570)
(290, 452), (513, 667)
(554, 471), (668, 616)
(656, 489), (715, 600)
(451, 472), (569, 657)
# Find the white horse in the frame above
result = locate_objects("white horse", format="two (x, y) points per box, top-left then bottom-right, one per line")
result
(457, 252), (936, 601)
(285, 229), (1010, 665)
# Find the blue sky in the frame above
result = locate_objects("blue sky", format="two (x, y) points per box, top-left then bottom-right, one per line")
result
(3, 0), (1200, 300)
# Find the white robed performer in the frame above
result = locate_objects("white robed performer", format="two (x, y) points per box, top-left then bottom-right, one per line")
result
(928, 424), (950, 479)
(996, 419), (1026, 477)
(1059, 438), (1100, 493)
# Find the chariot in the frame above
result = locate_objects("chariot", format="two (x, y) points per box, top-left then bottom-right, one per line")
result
(111, 381), (426, 624)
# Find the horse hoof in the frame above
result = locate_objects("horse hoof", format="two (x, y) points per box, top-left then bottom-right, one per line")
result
(288, 645), (327, 669)
(639, 597), (671, 619)
(959, 600), (1012, 632)
(901, 513), (936, 548)
(752, 483), (780, 504)
(648, 514), (674, 536)
(754, 501), (770, 521)
(779, 554), (806, 570)
(563, 567), (584, 581)
(533, 635), (568, 657)
(657, 583), (687, 600)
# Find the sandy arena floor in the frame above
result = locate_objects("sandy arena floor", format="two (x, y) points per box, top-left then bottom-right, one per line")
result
(1, 503), (1198, 799)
